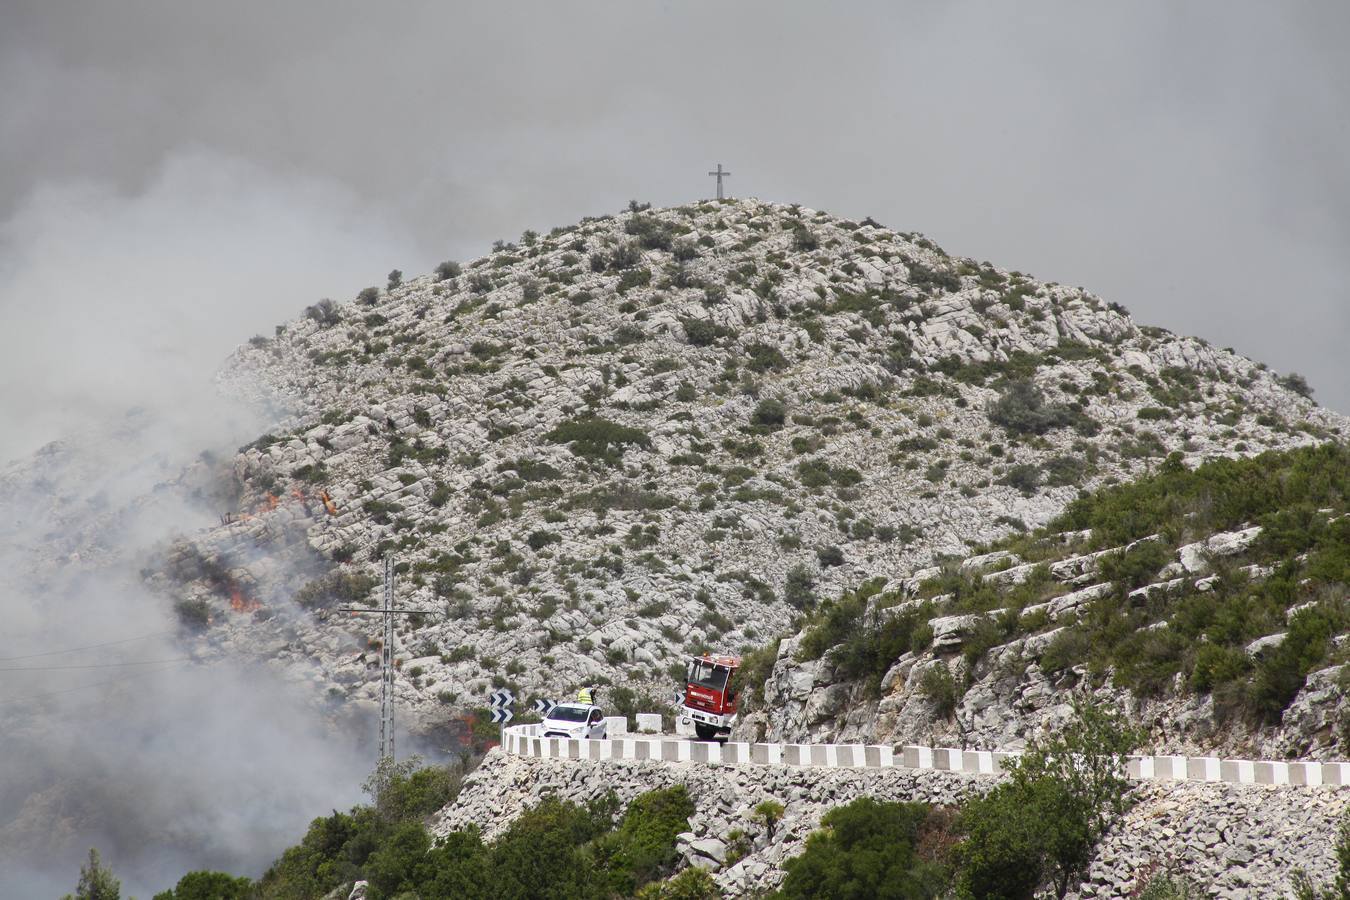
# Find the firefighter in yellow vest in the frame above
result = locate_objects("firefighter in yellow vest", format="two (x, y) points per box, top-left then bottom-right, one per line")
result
(576, 685), (596, 705)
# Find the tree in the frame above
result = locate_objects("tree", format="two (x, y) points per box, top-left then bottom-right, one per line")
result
(362, 755), (455, 824)
(363, 821), (431, 899)
(387, 269), (403, 289)
(957, 699), (1142, 899)
(65, 848), (120, 900)
(152, 871), (251, 900)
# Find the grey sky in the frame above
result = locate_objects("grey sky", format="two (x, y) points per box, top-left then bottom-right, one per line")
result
(2, 1), (1347, 461)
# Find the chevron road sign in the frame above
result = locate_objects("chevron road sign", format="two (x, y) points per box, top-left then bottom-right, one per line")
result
(533, 698), (555, 716)
(489, 706), (513, 725)
(489, 689), (515, 709)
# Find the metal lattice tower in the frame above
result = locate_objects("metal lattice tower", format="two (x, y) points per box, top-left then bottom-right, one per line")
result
(708, 163), (731, 199)
(379, 553), (396, 761)
(337, 552), (427, 765)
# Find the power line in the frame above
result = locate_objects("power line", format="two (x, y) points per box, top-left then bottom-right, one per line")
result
(0, 629), (172, 662)
(0, 657), (194, 672)
(0, 661), (191, 707)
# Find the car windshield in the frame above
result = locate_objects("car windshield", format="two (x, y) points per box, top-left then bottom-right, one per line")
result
(547, 705), (589, 722)
(689, 662), (728, 691)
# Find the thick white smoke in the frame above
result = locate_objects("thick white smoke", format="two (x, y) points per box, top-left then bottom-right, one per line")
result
(0, 150), (421, 897)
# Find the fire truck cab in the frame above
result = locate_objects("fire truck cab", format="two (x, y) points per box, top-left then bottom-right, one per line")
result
(680, 653), (741, 742)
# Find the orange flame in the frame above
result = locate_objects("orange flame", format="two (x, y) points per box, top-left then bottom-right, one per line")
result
(229, 580), (261, 613)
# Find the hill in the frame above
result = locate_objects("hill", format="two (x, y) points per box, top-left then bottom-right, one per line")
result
(158, 197), (1344, 741)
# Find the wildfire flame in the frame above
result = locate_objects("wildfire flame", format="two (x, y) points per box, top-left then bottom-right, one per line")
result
(228, 580), (261, 613)
(225, 486), (337, 524)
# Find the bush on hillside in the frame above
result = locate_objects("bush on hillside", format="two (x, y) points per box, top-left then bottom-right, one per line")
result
(681, 317), (733, 347)
(751, 398), (787, 428)
(304, 299), (341, 327)
(987, 379), (1079, 436)
(957, 699), (1141, 899)
(1278, 372), (1314, 400)
(545, 416), (651, 463)
(779, 798), (950, 899)
(435, 260), (461, 281)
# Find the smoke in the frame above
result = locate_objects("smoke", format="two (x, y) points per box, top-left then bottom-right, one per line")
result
(0, 152), (420, 896)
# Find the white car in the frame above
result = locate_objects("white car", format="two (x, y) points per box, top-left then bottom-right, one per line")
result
(541, 702), (608, 739)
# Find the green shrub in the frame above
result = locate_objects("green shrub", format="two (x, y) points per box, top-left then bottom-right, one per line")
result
(1000, 463), (1042, 496)
(304, 299), (340, 327)
(751, 398), (787, 428)
(592, 787), (695, 896)
(527, 530), (562, 551)
(681, 318), (733, 347)
(745, 342), (788, 373)
(919, 663), (959, 718)
(816, 545), (844, 567)
(780, 798), (949, 899)
(957, 700), (1141, 900)
(356, 286), (380, 306)
(545, 416), (651, 463)
(294, 571), (379, 610)
(987, 379), (1079, 436)
(1248, 602), (1346, 723)
(636, 867), (720, 900)
(1278, 372), (1314, 399)
(174, 598), (211, 631)
(153, 870), (252, 900)
(435, 260), (462, 281)
(785, 563), (816, 610)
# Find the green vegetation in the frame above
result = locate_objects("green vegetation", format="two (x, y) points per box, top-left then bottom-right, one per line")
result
(294, 570), (379, 611)
(545, 416), (652, 464)
(751, 398), (788, 428)
(303, 299), (340, 327)
(992, 443), (1348, 720)
(797, 580), (935, 694)
(681, 317), (733, 347)
(769, 702), (1137, 900)
(153, 871), (252, 900)
(243, 762), (693, 900)
(778, 798), (949, 899)
(63, 849), (120, 900)
(956, 700), (1140, 900)
(987, 379), (1089, 436)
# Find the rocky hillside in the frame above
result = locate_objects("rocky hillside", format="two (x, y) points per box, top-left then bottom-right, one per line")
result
(744, 443), (1350, 759)
(157, 197), (1344, 738)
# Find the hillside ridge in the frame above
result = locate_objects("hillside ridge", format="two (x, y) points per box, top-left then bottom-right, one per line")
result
(159, 197), (1342, 744)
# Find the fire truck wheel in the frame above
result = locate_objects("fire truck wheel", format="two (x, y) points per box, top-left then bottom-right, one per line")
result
(694, 722), (718, 741)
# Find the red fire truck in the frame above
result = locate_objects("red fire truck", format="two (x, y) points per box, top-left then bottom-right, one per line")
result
(680, 653), (741, 741)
